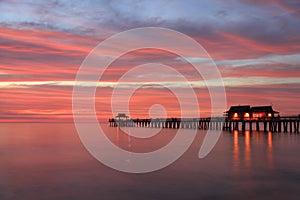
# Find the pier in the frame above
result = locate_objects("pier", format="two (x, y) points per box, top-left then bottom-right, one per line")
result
(108, 116), (300, 133)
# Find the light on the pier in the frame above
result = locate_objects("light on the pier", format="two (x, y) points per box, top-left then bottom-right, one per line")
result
(268, 113), (272, 117)
(244, 113), (250, 118)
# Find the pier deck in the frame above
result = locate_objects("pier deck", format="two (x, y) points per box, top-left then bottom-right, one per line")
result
(108, 116), (300, 133)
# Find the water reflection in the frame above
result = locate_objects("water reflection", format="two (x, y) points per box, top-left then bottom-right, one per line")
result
(1, 123), (300, 199)
(116, 126), (120, 146)
(127, 128), (131, 148)
(268, 131), (273, 148)
(244, 131), (251, 168)
(267, 131), (274, 169)
(233, 130), (239, 173)
(232, 130), (274, 172)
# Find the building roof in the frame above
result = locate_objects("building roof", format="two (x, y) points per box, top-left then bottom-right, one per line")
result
(251, 106), (279, 113)
(226, 105), (279, 114)
(227, 105), (251, 113)
(116, 113), (128, 118)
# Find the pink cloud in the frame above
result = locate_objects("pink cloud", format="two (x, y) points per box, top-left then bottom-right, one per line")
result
(1, 25), (299, 122)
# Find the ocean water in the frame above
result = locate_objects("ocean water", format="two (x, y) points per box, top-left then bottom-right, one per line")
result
(1, 123), (300, 200)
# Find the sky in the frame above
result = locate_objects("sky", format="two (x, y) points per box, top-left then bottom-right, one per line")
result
(0, 0), (299, 122)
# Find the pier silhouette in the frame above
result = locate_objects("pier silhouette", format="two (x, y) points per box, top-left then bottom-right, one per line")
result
(109, 105), (300, 133)
(108, 116), (300, 133)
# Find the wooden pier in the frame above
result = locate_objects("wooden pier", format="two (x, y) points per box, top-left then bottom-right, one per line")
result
(108, 116), (300, 133)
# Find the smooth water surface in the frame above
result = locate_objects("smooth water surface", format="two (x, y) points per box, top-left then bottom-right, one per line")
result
(1, 123), (300, 199)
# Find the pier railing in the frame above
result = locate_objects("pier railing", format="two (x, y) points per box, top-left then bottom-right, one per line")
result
(108, 116), (300, 133)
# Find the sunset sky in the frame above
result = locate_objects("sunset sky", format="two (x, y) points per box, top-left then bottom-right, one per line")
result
(1, 0), (299, 122)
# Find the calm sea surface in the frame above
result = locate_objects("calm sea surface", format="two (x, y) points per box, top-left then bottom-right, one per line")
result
(1, 123), (300, 200)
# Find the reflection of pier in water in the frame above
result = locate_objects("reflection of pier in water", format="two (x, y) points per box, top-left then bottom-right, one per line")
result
(109, 116), (300, 133)
(232, 130), (274, 174)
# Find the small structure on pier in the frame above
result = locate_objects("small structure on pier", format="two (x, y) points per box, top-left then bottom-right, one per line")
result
(115, 113), (128, 121)
(225, 105), (251, 120)
(108, 113), (129, 127)
(225, 105), (279, 120)
(251, 106), (279, 120)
